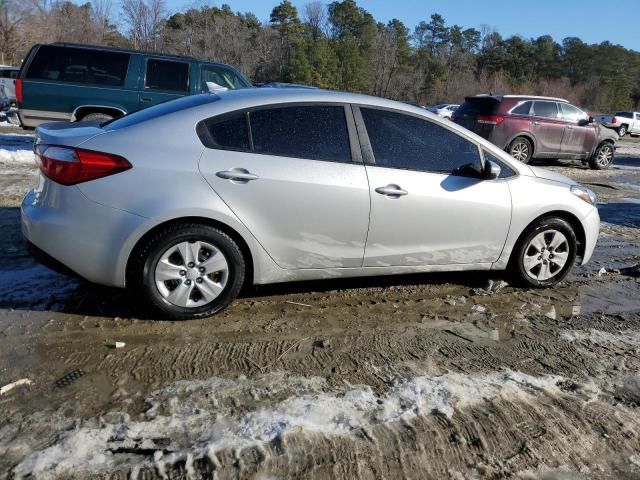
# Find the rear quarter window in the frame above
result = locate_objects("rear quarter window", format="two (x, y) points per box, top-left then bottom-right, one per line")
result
(511, 101), (532, 115)
(25, 45), (130, 87)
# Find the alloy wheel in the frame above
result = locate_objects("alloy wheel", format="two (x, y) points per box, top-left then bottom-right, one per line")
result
(522, 229), (570, 281)
(511, 142), (529, 162)
(596, 145), (613, 168)
(154, 240), (229, 308)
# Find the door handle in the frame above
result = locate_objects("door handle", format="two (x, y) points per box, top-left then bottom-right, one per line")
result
(566, 125), (574, 129)
(375, 185), (408, 198)
(532, 121), (540, 125)
(216, 169), (259, 182)
(140, 97), (152, 102)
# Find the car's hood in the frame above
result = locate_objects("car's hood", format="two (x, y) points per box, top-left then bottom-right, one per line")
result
(528, 166), (577, 186)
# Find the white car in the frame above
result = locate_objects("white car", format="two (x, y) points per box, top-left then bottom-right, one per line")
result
(594, 111), (640, 137)
(428, 104), (459, 119)
(22, 88), (599, 319)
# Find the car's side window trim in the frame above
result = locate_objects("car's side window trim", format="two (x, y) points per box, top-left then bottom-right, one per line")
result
(352, 104), (485, 177)
(197, 102), (361, 165)
(481, 149), (519, 179)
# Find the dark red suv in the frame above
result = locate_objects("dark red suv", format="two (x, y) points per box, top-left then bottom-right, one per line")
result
(452, 94), (618, 170)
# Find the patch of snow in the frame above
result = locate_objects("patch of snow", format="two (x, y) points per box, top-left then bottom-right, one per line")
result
(0, 148), (34, 165)
(561, 329), (640, 348)
(11, 369), (563, 478)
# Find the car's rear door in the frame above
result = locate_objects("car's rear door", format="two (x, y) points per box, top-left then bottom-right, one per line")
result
(139, 58), (190, 107)
(198, 103), (370, 269)
(355, 106), (511, 267)
(529, 101), (565, 155)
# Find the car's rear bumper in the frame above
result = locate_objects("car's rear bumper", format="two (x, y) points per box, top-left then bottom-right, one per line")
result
(580, 208), (600, 265)
(21, 186), (148, 287)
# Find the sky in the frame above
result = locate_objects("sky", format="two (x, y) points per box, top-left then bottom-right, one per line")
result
(157, 0), (640, 51)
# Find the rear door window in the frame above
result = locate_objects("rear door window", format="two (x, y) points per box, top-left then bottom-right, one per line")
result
(531, 101), (560, 119)
(361, 107), (482, 175)
(248, 105), (351, 162)
(615, 112), (633, 119)
(25, 45), (130, 86)
(197, 112), (250, 150)
(511, 101), (532, 116)
(145, 59), (189, 92)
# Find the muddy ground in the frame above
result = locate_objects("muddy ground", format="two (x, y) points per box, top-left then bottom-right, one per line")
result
(0, 127), (639, 479)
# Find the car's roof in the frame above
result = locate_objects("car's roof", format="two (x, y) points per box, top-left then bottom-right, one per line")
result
(48, 43), (234, 68)
(209, 87), (429, 112)
(467, 93), (569, 103)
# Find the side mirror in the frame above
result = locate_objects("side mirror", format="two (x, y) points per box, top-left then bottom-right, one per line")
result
(483, 160), (501, 180)
(578, 117), (593, 126)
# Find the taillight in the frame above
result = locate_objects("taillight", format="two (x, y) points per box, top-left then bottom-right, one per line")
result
(476, 114), (505, 125)
(611, 117), (617, 124)
(15, 78), (23, 103)
(34, 145), (131, 185)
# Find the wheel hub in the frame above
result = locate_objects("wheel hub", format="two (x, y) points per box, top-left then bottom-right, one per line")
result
(185, 268), (199, 281)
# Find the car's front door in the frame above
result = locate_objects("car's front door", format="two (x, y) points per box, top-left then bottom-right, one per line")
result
(559, 102), (595, 157)
(355, 106), (512, 267)
(529, 101), (565, 155)
(139, 58), (190, 108)
(199, 104), (370, 269)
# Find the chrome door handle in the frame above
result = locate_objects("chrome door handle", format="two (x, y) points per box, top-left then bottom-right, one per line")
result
(216, 169), (259, 182)
(375, 185), (408, 198)
(532, 121), (540, 125)
(566, 125), (574, 129)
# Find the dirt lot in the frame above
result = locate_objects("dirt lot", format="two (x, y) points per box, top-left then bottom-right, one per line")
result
(0, 127), (639, 479)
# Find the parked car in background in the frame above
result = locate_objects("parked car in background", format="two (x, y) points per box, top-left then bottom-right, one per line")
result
(453, 94), (618, 170)
(428, 103), (459, 119)
(0, 66), (19, 103)
(15, 43), (252, 128)
(22, 88), (599, 319)
(594, 111), (640, 137)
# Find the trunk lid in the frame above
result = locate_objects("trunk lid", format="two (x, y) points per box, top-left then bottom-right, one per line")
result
(35, 121), (106, 148)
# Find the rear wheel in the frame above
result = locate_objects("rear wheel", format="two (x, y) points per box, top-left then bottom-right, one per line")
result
(618, 125), (627, 137)
(133, 224), (245, 320)
(508, 137), (532, 163)
(510, 217), (577, 288)
(589, 142), (614, 170)
(80, 112), (114, 123)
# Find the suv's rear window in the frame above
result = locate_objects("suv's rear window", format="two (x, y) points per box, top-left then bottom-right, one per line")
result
(615, 112), (633, 119)
(456, 97), (499, 116)
(26, 45), (130, 87)
(145, 59), (189, 92)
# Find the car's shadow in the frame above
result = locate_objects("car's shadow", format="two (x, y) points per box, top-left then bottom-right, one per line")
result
(1, 206), (504, 319)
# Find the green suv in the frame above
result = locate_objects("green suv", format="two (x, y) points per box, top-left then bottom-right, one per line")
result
(16, 43), (252, 128)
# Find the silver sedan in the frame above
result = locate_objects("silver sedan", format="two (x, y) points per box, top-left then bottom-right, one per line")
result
(22, 88), (600, 319)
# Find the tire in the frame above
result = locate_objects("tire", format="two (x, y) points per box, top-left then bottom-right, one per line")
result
(508, 137), (533, 163)
(80, 112), (114, 123)
(132, 223), (246, 320)
(510, 217), (577, 288)
(589, 142), (615, 170)
(618, 125), (627, 137)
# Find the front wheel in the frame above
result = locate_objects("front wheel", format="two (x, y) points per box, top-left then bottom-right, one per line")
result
(510, 217), (577, 288)
(133, 224), (246, 320)
(508, 137), (532, 163)
(589, 142), (614, 170)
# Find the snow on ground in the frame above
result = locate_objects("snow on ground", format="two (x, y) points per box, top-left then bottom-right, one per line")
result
(11, 369), (563, 478)
(561, 328), (640, 348)
(0, 133), (35, 167)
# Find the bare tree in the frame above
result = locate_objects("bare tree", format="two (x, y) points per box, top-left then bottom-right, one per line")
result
(302, 1), (325, 40)
(121, 0), (165, 51)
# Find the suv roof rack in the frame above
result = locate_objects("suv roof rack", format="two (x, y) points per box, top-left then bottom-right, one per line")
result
(50, 42), (197, 62)
(503, 94), (569, 103)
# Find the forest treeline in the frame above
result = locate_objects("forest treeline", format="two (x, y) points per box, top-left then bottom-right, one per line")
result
(2, 0), (640, 112)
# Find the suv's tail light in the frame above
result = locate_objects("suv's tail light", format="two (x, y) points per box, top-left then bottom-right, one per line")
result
(611, 117), (617, 124)
(35, 145), (131, 185)
(15, 79), (23, 103)
(476, 114), (505, 125)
